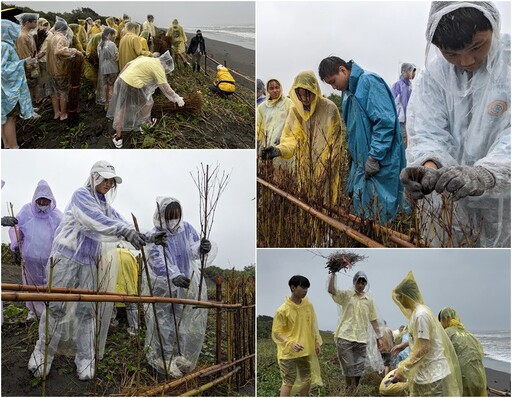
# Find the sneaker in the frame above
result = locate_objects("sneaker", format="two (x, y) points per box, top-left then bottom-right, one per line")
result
(112, 135), (123, 149)
(28, 350), (51, 378)
(138, 118), (158, 133)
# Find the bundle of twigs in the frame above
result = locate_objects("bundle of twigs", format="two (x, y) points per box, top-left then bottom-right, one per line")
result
(68, 53), (84, 126)
(153, 92), (203, 115)
(324, 250), (368, 274)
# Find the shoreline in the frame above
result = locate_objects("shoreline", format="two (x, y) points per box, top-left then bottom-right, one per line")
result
(486, 366), (511, 394)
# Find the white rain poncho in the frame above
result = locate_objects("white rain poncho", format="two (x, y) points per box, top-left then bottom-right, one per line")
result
(406, 2), (510, 247)
(329, 271), (384, 377)
(28, 161), (132, 380)
(8, 180), (63, 317)
(96, 27), (119, 106)
(392, 272), (462, 396)
(143, 197), (217, 376)
(106, 51), (181, 132)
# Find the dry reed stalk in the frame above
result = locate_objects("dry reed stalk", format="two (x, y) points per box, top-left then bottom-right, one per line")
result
(179, 367), (241, 397)
(153, 92), (203, 115)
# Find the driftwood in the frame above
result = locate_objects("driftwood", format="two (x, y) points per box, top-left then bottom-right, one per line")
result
(179, 367), (241, 397)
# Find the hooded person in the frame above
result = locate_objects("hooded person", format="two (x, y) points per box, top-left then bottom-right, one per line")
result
(27, 160), (165, 381)
(1, 19), (37, 148)
(166, 19), (188, 67)
(33, 17), (51, 102)
(256, 78), (266, 105)
(14, 13), (39, 100)
(118, 21), (151, 71)
(68, 23), (84, 53)
(389, 271), (462, 396)
(77, 19), (87, 47)
(327, 270), (384, 391)
(391, 63), (416, 146)
(438, 307), (487, 396)
(209, 64), (236, 97)
(400, 2), (510, 247)
(143, 197), (217, 376)
(8, 180), (62, 319)
(261, 70), (343, 206)
(96, 27), (119, 109)
(107, 50), (184, 149)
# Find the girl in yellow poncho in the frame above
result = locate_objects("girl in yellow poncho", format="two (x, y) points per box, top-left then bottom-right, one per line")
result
(118, 22), (151, 71)
(261, 70), (344, 206)
(166, 19), (188, 67)
(272, 275), (322, 396)
(389, 272), (462, 396)
(439, 307), (487, 396)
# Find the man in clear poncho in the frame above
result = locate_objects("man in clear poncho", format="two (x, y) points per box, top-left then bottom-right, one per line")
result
(27, 160), (165, 381)
(144, 197), (215, 377)
(389, 271), (462, 396)
(1, 19), (37, 149)
(272, 275), (322, 396)
(15, 13), (39, 102)
(438, 307), (487, 396)
(107, 51), (184, 149)
(261, 70), (343, 206)
(8, 180), (62, 320)
(318, 57), (406, 223)
(400, 2), (510, 247)
(328, 270), (384, 392)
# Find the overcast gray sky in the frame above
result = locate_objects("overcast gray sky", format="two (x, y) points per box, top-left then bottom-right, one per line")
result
(8, 1), (255, 27)
(1, 149), (255, 270)
(257, 249), (511, 333)
(257, 1), (511, 93)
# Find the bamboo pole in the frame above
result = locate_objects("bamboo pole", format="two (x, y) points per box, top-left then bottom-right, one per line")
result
(198, 354), (255, 378)
(179, 367), (241, 397)
(205, 54), (254, 84)
(257, 178), (385, 248)
(197, 164), (209, 301)
(488, 387), (511, 397)
(215, 276), (222, 365)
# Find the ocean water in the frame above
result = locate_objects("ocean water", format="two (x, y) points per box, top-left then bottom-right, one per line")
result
(185, 25), (255, 51)
(474, 331), (510, 370)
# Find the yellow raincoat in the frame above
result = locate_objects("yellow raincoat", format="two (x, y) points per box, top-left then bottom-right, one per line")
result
(439, 307), (487, 396)
(68, 24), (84, 53)
(392, 272), (462, 396)
(116, 248), (138, 297)
(215, 66), (236, 93)
(118, 22), (151, 71)
(84, 32), (101, 82)
(77, 19), (87, 47)
(272, 296), (323, 390)
(166, 19), (187, 55)
(276, 70), (343, 205)
(88, 21), (102, 36)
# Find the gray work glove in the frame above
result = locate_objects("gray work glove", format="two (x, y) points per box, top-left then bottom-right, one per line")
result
(149, 231), (167, 246)
(364, 156), (380, 179)
(1, 216), (18, 227)
(172, 275), (191, 289)
(200, 238), (211, 254)
(435, 165), (495, 200)
(122, 228), (147, 250)
(400, 166), (441, 200)
(260, 146), (281, 160)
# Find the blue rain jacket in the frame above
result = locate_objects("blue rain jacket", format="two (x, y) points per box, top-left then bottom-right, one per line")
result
(341, 61), (406, 223)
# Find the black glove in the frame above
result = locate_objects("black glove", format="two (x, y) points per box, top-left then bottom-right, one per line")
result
(435, 165), (495, 200)
(13, 249), (21, 265)
(400, 166), (441, 200)
(260, 146), (281, 160)
(1, 216), (18, 227)
(364, 156), (380, 179)
(200, 238), (211, 254)
(149, 231), (167, 246)
(172, 275), (191, 289)
(122, 228), (147, 250)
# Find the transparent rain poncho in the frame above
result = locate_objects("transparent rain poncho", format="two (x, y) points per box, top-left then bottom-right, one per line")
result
(14, 13), (39, 60)
(143, 197), (217, 376)
(406, 2), (510, 247)
(276, 70), (343, 205)
(29, 161), (132, 379)
(8, 180), (63, 317)
(1, 19), (35, 124)
(46, 17), (76, 78)
(392, 272), (462, 396)
(329, 271), (384, 377)
(96, 28), (119, 105)
(439, 307), (487, 396)
(272, 296), (323, 392)
(107, 52), (180, 132)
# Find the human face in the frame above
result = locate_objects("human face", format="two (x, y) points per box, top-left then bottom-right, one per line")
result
(36, 197), (51, 206)
(323, 66), (350, 91)
(355, 278), (367, 294)
(439, 30), (493, 72)
(95, 178), (115, 194)
(267, 80), (281, 100)
(291, 285), (308, 299)
(295, 88), (315, 107)
(406, 69), (416, 80)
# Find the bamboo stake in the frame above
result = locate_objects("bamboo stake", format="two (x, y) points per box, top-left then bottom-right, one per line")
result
(215, 276), (222, 365)
(179, 367), (241, 397)
(198, 163), (209, 301)
(41, 257), (56, 396)
(198, 354), (255, 378)
(205, 54), (254, 84)
(257, 178), (385, 248)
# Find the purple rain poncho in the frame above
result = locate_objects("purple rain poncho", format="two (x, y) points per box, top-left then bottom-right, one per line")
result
(144, 196), (217, 375)
(9, 180), (62, 316)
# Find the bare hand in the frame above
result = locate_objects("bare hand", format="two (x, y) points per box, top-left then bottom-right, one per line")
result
(315, 343), (321, 356)
(291, 342), (304, 352)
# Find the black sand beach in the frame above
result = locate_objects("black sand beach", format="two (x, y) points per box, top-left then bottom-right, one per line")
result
(486, 366), (511, 396)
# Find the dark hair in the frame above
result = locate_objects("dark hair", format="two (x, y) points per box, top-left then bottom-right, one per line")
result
(147, 14), (154, 19)
(318, 56), (352, 81)
(288, 275), (310, 289)
(165, 201), (182, 226)
(100, 27), (116, 50)
(432, 7), (492, 50)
